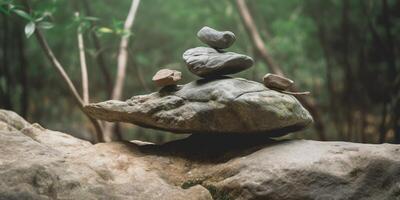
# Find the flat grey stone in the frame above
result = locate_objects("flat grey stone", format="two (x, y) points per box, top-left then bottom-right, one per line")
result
(84, 77), (313, 135)
(183, 47), (254, 77)
(197, 26), (236, 49)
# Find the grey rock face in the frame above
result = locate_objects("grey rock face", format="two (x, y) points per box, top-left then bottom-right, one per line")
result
(1, 109), (400, 200)
(197, 26), (236, 49)
(84, 77), (313, 135)
(0, 109), (212, 200)
(183, 47), (254, 77)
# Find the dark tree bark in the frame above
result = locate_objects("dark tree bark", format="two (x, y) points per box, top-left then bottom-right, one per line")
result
(1, 13), (12, 110)
(341, 0), (354, 141)
(16, 21), (29, 118)
(313, 16), (345, 140)
(381, 0), (400, 143)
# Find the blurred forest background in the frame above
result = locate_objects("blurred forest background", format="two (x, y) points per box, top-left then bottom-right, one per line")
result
(0, 0), (399, 143)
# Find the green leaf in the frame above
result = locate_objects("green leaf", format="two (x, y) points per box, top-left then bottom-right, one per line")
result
(13, 9), (32, 21)
(0, 0), (12, 5)
(24, 22), (35, 38)
(84, 16), (99, 21)
(35, 15), (46, 22)
(97, 27), (113, 33)
(37, 21), (54, 29)
(0, 6), (7, 14)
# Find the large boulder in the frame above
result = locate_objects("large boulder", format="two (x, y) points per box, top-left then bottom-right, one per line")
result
(1, 109), (399, 200)
(0, 109), (211, 200)
(182, 47), (254, 77)
(84, 77), (313, 136)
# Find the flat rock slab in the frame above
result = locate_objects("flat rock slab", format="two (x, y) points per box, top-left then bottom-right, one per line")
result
(84, 77), (313, 135)
(1, 109), (400, 200)
(183, 47), (254, 77)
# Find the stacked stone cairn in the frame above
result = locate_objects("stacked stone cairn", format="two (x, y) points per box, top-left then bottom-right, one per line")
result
(84, 26), (313, 137)
(182, 26), (254, 78)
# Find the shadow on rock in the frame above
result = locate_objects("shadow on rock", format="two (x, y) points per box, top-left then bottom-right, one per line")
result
(136, 133), (287, 163)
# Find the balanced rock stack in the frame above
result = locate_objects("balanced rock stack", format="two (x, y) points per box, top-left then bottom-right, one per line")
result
(84, 26), (313, 137)
(183, 26), (253, 78)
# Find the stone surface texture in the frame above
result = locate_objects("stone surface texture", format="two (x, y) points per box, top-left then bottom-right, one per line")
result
(263, 73), (294, 90)
(84, 77), (313, 135)
(197, 26), (236, 49)
(1, 109), (400, 200)
(152, 69), (182, 87)
(183, 47), (254, 77)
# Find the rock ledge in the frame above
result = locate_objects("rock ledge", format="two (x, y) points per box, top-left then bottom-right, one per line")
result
(1, 109), (399, 200)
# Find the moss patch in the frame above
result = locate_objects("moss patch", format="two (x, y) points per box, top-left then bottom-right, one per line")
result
(203, 185), (233, 200)
(181, 179), (204, 189)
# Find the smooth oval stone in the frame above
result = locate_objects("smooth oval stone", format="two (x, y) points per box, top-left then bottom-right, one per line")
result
(152, 69), (182, 87)
(197, 26), (236, 49)
(183, 47), (254, 77)
(84, 77), (313, 136)
(263, 73), (294, 90)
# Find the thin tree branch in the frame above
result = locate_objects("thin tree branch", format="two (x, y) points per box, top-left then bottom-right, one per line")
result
(35, 30), (84, 106)
(21, 0), (104, 142)
(81, 0), (113, 97)
(236, 0), (283, 76)
(16, 20), (29, 118)
(102, 0), (141, 142)
(76, 12), (89, 104)
(34, 28), (104, 143)
(111, 0), (141, 100)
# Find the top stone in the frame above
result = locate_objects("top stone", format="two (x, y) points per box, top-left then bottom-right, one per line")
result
(197, 26), (236, 49)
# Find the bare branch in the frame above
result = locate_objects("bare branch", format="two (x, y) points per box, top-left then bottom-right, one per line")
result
(75, 12), (89, 105)
(236, 0), (283, 76)
(81, 0), (113, 97)
(22, 0), (104, 142)
(35, 28), (104, 143)
(111, 0), (141, 100)
(35, 30), (84, 106)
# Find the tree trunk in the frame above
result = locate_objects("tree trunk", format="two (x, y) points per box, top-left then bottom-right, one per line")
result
(102, 0), (141, 142)
(16, 21), (29, 118)
(1, 13), (12, 110)
(236, 0), (326, 140)
(81, 0), (113, 97)
(35, 29), (104, 143)
(111, 0), (140, 101)
(235, 0), (283, 76)
(341, 0), (354, 141)
(381, 0), (400, 143)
